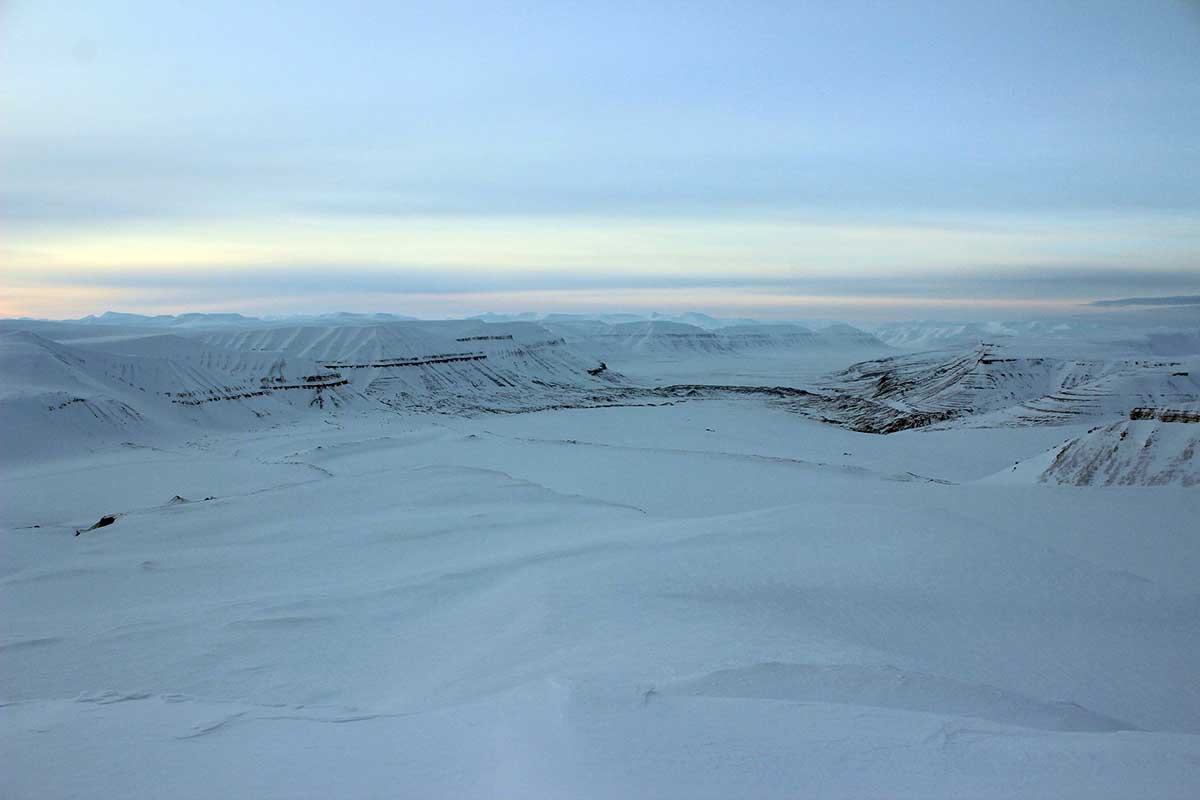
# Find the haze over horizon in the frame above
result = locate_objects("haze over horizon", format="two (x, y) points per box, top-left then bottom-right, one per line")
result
(3, 1), (1198, 319)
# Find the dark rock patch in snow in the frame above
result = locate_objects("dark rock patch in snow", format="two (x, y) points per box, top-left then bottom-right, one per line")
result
(75, 514), (119, 536)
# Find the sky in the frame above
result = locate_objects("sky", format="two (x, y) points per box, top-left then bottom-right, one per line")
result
(2, 0), (1198, 320)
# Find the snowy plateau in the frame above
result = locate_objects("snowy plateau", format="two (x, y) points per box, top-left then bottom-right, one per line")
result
(2, 309), (1199, 798)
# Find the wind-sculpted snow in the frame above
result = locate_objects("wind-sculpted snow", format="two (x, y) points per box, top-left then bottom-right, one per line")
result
(3, 314), (1200, 797)
(4, 423), (1199, 797)
(662, 662), (1133, 731)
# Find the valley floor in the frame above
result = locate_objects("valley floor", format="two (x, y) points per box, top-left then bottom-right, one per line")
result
(3, 399), (1199, 798)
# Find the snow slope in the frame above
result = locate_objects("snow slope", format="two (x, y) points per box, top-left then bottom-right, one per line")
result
(818, 345), (1200, 431)
(202, 320), (627, 413)
(2, 315), (1199, 798)
(0, 329), (350, 463)
(0, 320), (633, 463)
(995, 413), (1200, 486)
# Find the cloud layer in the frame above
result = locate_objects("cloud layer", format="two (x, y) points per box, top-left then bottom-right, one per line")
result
(2, 1), (1198, 318)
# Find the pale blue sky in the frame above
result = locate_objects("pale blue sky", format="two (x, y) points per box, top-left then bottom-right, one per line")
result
(2, 1), (1197, 318)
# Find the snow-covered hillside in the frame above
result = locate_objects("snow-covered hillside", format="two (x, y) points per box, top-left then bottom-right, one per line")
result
(545, 318), (885, 358)
(873, 320), (1043, 349)
(3, 312), (1199, 798)
(0, 320), (639, 462)
(873, 313), (1200, 358)
(816, 345), (1200, 432)
(201, 320), (627, 413)
(996, 411), (1200, 486)
(0, 329), (353, 462)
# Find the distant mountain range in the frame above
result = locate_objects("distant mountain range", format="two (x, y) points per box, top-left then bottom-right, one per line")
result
(71, 311), (421, 326)
(1088, 295), (1200, 307)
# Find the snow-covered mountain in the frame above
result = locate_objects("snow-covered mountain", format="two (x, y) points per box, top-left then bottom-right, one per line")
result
(994, 409), (1200, 486)
(0, 329), (353, 462)
(200, 320), (625, 413)
(873, 314), (1200, 357)
(8, 315), (1193, 460)
(73, 311), (260, 327)
(0, 319), (637, 462)
(69, 310), (422, 328)
(544, 319), (885, 357)
(471, 311), (766, 329)
(816, 345), (1200, 432)
(5, 309), (1200, 798)
(872, 321), (1028, 349)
